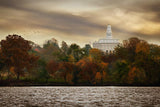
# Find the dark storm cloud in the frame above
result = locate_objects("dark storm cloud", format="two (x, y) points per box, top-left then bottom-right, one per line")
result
(120, 0), (160, 23)
(142, 3), (160, 22)
(91, 0), (160, 22)
(88, 0), (160, 42)
(0, 0), (105, 36)
(27, 10), (105, 35)
(0, 0), (159, 45)
(0, 0), (29, 10)
(111, 25), (160, 40)
(0, 0), (159, 29)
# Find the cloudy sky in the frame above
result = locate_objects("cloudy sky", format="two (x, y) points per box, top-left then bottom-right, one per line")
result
(0, 0), (160, 47)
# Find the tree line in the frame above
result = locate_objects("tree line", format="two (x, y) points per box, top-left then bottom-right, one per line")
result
(0, 34), (160, 85)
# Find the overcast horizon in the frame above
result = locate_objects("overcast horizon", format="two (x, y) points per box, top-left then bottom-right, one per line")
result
(0, 0), (160, 47)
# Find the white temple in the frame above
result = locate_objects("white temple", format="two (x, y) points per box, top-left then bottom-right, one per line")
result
(93, 25), (119, 53)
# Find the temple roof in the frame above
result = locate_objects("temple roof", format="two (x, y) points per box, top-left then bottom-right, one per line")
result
(93, 24), (119, 44)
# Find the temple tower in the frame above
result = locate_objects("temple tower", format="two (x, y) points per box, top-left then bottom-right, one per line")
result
(106, 24), (112, 39)
(93, 24), (119, 53)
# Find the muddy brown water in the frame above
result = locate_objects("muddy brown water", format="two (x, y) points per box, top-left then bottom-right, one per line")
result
(0, 87), (160, 107)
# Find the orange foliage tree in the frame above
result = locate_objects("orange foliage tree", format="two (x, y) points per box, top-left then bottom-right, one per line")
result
(99, 62), (109, 83)
(127, 66), (146, 84)
(95, 72), (102, 84)
(89, 48), (103, 62)
(136, 41), (150, 55)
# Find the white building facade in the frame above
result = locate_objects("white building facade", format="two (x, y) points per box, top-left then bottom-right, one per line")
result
(93, 25), (119, 53)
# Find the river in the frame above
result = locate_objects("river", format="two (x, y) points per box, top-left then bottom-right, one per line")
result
(0, 87), (160, 107)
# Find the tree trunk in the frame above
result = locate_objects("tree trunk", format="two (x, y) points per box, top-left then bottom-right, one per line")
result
(0, 74), (2, 81)
(17, 72), (20, 80)
(7, 69), (10, 80)
(46, 78), (48, 83)
(101, 78), (103, 85)
(64, 75), (67, 84)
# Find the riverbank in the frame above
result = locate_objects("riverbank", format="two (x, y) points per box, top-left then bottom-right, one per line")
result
(0, 80), (160, 86)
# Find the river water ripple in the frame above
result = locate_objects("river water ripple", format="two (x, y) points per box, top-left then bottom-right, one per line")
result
(0, 87), (160, 107)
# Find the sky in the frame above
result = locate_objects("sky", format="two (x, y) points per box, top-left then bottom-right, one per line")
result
(0, 0), (160, 47)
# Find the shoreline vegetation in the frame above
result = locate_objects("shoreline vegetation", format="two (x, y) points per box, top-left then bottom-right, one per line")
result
(1, 80), (160, 86)
(0, 34), (160, 86)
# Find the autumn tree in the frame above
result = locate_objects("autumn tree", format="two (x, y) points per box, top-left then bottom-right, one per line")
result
(83, 44), (92, 56)
(43, 38), (59, 49)
(95, 72), (102, 84)
(115, 37), (141, 62)
(59, 41), (69, 61)
(59, 62), (74, 84)
(89, 48), (103, 62)
(36, 59), (50, 82)
(134, 41), (149, 69)
(68, 55), (75, 63)
(136, 40), (150, 54)
(0, 50), (5, 80)
(46, 60), (59, 77)
(0, 35), (39, 80)
(134, 41), (160, 84)
(127, 66), (146, 84)
(149, 44), (160, 60)
(149, 44), (160, 84)
(99, 62), (109, 83)
(77, 58), (100, 85)
(112, 60), (129, 84)
(113, 37), (160, 85)
(61, 41), (68, 56)
(68, 44), (84, 62)
(41, 38), (61, 61)
(101, 53), (117, 63)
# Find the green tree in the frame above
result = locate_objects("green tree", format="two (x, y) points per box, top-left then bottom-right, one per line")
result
(83, 44), (92, 56)
(59, 41), (69, 61)
(115, 37), (141, 62)
(112, 60), (129, 84)
(41, 38), (61, 61)
(68, 44), (82, 62)
(61, 41), (68, 55)
(36, 59), (50, 82)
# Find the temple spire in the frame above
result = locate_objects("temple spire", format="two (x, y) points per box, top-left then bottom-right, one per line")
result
(106, 24), (112, 39)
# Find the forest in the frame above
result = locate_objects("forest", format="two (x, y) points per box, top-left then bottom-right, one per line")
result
(0, 34), (160, 86)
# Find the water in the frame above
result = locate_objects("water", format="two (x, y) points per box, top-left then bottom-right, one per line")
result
(0, 87), (160, 107)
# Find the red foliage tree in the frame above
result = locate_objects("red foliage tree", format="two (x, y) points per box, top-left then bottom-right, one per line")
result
(0, 35), (39, 80)
(77, 59), (100, 84)
(46, 60), (59, 77)
(59, 62), (74, 84)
